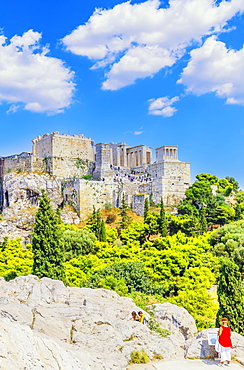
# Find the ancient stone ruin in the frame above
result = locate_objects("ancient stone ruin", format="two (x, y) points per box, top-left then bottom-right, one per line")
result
(0, 132), (190, 218)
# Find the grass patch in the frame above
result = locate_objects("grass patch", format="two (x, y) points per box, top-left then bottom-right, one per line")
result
(130, 349), (149, 364)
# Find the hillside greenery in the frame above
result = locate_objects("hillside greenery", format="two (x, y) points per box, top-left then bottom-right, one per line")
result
(0, 173), (244, 332)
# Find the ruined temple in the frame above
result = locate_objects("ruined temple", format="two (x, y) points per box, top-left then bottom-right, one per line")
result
(0, 132), (190, 217)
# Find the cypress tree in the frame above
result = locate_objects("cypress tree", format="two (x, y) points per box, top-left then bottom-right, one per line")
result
(32, 190), (66, 282)
(99, 219), (107, 242)
(119, 193), (131, 229)
(94, 209), (102, 239)
(216, 258), (244, 334)
(144, 198), (149, 222)
(159, 198), (167, 237)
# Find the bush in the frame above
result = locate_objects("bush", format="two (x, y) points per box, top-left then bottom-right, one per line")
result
(82, 174), (93, 180)
(63, 229), (97, 260)
(130, 349), (149, 364)
(106, 214), (116, 224)
(0, 238), (33, 279)
(105, 202), (113, 210)
(87, 261), (164, 295)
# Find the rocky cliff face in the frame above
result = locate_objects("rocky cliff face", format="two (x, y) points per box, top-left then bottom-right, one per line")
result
(0, 173), (80, 242)
(0, 275), (194, 370)
(0, 275), (243, 369)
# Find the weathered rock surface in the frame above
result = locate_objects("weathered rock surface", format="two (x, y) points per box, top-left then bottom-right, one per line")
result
(0, 275), (188, 370)
(153, 302), (197, 340)
(0, 173), (80, 242)
(0, 276), (243, 369)
(185, 328), (244, 359)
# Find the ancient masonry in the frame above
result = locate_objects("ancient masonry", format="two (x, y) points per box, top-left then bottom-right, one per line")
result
(0, 132), (190, 218)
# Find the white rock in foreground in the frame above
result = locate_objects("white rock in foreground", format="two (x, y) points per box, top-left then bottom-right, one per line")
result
(0, 275), (186, 370)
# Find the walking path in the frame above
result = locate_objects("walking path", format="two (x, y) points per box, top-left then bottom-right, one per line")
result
(127, 358), (244, 370)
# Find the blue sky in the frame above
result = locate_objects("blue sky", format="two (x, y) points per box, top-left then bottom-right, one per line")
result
(1, 0), (244, 187)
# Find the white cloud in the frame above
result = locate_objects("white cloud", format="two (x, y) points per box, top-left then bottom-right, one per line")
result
(0, 30), (75, 114)
(6, 104), (20, 114)
(148, 96), (179, 117)
(62, 0), (244, 90)
(178, 36), (244, 105)
(134, 130), (143, 135)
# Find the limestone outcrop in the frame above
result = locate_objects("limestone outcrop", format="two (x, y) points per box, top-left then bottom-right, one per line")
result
(0, 275), (194, 370)
(153, 302), (197, 340)
(0, 173), (80, 242)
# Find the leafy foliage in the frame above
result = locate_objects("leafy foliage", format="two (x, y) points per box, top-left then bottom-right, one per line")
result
(32, 190), (66, 282)
(130, 349), (149, 364)
(210, 220), (244, 272)
(216, 259), (244, 334)
(119, 193), (131, 229)
(87, 261), (164, 295)
(63, 228), (97, 260)
(159, 198), (167, 237)
(0, 238), (33, 280)
(177, 173), (238, 230)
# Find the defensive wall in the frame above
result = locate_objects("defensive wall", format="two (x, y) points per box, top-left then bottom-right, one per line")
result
(62, 178), (141, 219)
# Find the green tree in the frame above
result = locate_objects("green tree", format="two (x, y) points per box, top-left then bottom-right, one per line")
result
(100, 219), (107, 242)
(63, 228), (97, 260)
(199, 205), (207, 234)
(0, 238), (33, 280)
(214, 206), (235, 226)
(159, 198), (167, 237)
(216, 259), (244, 334)
(87, 207), (107, 242)
(119, 193), (131, 229)
(32, 190), (66, 282)
(144, 212), (160, 240)
(225, 176), (239, 192)
(87, 260), (164, 295)
(210, 220), (244, 273)
(144, 197), (149, 221)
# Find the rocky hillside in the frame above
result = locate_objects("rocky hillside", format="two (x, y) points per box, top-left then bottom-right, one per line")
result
(0, 172), (80, 242)
(0, 275), (244, 370)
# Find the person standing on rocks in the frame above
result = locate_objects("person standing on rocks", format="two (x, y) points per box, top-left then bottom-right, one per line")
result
(218, 317), (232, 367)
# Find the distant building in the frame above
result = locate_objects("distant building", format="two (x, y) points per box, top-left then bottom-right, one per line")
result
(0, 132), (190, 217)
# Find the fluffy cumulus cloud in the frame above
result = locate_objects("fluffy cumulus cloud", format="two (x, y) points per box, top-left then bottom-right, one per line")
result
(178, 36), (244, 105)
(0, 30), (75, 114)
(62, 0), (244, 91)
(148, 96), (179, 117)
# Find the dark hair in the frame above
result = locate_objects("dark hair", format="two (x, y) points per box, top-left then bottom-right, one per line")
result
(138, 311), (143, 315)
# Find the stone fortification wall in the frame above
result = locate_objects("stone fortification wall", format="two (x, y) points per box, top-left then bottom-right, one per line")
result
(162, 161), (190, 182)
(132, 193), (149, 216)
(93, 144), (114, 179)
(148, 161), (190, 183)
(32, 133), (52, 157)
(31, 155), (47, 173)
(3, 154), (32, 175)
(32, 132), (95, 161)
(32, 132), (95, 177)
(151, 177), (189, 206)
(63, 179), (119, 219)
(63, 179), (141, 219)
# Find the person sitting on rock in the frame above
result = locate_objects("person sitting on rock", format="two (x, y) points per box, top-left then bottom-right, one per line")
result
(131, 311), (140, 321)
(138, 311), (149, 325)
